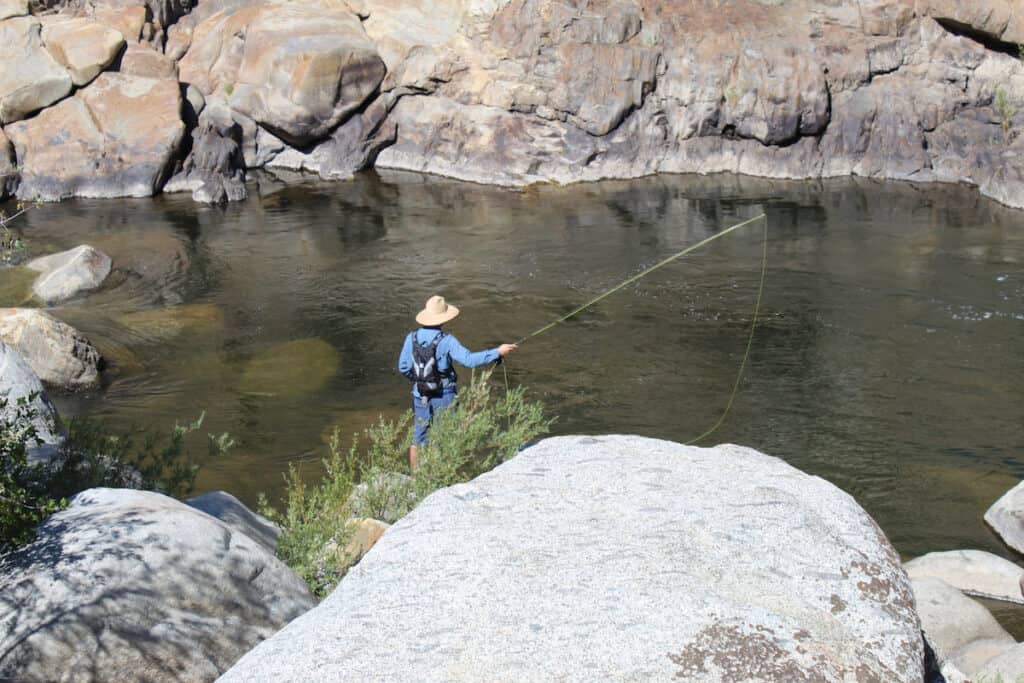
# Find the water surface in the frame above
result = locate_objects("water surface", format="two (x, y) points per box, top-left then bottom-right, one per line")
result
(3, 170), (1022, 563)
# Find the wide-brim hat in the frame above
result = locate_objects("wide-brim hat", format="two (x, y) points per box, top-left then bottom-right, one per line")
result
(416, 295), (460, 326)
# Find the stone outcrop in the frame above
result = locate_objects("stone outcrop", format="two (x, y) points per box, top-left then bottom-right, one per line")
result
(118, 42), (179, 79)
(0, 128), (16, 200)
(912, 576), (1017, 678)
(41, 16), (124, 86)
(221, 436), (923, 681)
(986, 480), (1024, 554)
(0, 487), (315, 682)
(26, 244), (111, 303)
(905, 549), (1024, 604)
(0, 341), (63, 462)
(187, 490), (280, 553)
(0, 17), (72, 124)
(0, 0), (27, 20)
(0, 308), (103, 389)
(164, 99), (246, 203)
(7, 73), (184, 200)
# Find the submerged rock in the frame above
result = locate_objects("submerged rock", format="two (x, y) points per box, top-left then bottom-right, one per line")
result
(187, 490), (280, 554)
(0, 307), (103, 389)
(238, 338), (339, 399)
(221, 436), (924, 681)
(0, 488), (315, 682)
(905, 549), (1024, 604)
(26, 244), (111, 303)
(117, 302), (224, 342)
(0, 341), (62, 462)
(986, 481), (1024, 555)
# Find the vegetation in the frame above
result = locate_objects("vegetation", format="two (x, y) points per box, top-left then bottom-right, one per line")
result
(995, 87), (1017, 143)
(1, 400), (232, 554)
(0, 200), (34, 265)
(260, 368), (552, 597)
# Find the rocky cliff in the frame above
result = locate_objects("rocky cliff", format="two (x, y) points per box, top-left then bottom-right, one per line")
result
(0, 0), (1021, 206)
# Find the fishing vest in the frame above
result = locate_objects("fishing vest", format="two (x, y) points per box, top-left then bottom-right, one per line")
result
(410, 331), (450, 396)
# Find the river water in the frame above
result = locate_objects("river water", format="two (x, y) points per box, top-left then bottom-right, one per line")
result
(2, 170), (1022, 563)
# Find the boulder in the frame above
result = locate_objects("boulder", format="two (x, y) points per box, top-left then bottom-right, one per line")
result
(238, 338), (339, 399)
(919, 0), (1024, 45)
(912, 577), (1015, 676)
(90, 4), (146, 43)
(0, 308), (103, 389)
(178, 1), (386, 146)
(905, 549), (1024, 604)
(0, 488), (315, 682)
(41, 17), (125, 86)
(0, 17), (73, 124)
(164, 99), (246, 203)
(187, 490), (280, 554)
(977, 642), (1024, 681)
(986, 480), (1024, 555)
(0, 128), (16, 200)
(6, 73), (184, 200)
(0, 342), (62, 462)
(26, 244), (111, 304)
(117, 42), (178, 79)
(0, 0), (26, 20)
(221, 436), (924, 681)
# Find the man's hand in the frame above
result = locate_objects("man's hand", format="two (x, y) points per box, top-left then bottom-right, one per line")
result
(498, 343), (519, 357)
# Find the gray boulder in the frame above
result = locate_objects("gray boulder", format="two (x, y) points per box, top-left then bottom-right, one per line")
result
(0, 308), (103, 389)
(986, 480), (1024, 555)
(912, 576), (1015, 676)
(187, 490), (280, 554)
(0, 17), (72, 124)
(221, 436), (923, 681)
(905, 549), (1024, 604)
(164, 100), (246, 204)
(0, 341), (62, 462)
(26, 244), (111, 303)
(977, 642), (1024, 681)
(0, 487), (315, 682)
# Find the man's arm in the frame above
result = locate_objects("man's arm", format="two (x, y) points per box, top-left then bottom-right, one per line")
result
(445, 334), (500, 368)
(397, 332), (416, 380)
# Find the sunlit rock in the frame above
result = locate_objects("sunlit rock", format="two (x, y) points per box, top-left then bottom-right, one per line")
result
(0, 307), (103, 389)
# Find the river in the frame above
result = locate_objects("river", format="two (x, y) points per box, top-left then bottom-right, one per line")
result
(2, 170), (1022, 565)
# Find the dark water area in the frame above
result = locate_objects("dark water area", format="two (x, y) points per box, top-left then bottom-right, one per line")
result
(2, 170), (1022, 565)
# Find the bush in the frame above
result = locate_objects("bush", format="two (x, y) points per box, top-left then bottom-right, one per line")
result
(1, 401), (232, 554)
(260, 368), (552, 597)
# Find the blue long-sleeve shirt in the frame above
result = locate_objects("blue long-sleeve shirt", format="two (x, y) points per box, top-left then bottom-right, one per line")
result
(398, 327), (500, 396)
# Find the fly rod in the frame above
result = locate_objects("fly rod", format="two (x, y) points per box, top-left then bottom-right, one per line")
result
(504, 213), (769, 445)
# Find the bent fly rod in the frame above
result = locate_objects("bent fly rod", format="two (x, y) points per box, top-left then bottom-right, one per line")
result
(506, 213), (769, 444)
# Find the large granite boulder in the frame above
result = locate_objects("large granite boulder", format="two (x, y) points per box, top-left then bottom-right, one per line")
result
(986, 480), (1024, 554)
(221, 436), (924, 681)
(0, 308), (103, 389)
(0, 488), (315, 682)
(26, 244), (111, 303)
(187, 490), (280, 553)
(0, 17), (73, 124)
(905, 549), (1024, 604)
(6, 73), (184, 200)
(178, 0), (386, 146)
(0, 341), (62, 461)
(41, 17), (125, 86)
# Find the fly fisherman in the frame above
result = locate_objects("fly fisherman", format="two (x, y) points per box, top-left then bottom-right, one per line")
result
(398, 295), (518, 470)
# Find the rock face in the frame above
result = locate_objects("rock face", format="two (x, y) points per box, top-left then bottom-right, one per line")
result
(0, 17), (72, 124)
(0, 308), (103, 389)
(0, 488), (315, 683)
(6, 73), (184, 200)
(187, 490), (280, 553)
(221, 436), (924, 681)
(0, 341), (62, 461)
(164, 99), (246, 203)
(912, 576), (1016, 677)
(178, 1), (386, 146)
(905, 549), (1024, 604)
(26, 244), (111, 303)
(41, 17), (124, 86)
(986, 481), (1024, 554)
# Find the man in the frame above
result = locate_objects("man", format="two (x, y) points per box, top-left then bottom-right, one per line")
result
(398, 295), (518, 469)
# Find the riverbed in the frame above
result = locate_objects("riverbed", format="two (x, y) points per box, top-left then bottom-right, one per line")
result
(2, 170), (1021, 561)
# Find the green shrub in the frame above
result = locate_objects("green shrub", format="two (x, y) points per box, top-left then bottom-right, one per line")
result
(261, 368), (552, 597)
(995, 87), (1017, 143)
(1, 402), (232, 553)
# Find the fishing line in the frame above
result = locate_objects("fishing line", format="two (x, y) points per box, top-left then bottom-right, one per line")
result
(501, 213), (768, 444)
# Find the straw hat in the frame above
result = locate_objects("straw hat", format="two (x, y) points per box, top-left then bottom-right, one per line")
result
(416, 295), (460, 326)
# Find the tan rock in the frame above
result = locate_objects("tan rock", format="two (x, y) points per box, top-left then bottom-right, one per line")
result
(6, 73), (184, 200)
(342, 518), (389, 564)
(118, 42), (178, 79)
(0, 17), (73, 124)
(179, 1), (386, 145)
(0, 0), (27, 21)
(27, 245), (111, 303)
(90, 5), (147, 43)
(919, 0), (1024, 45)
(905, 550), (1024, 604)
(0, 308), (102, 389)
(42, 18), (125, 87)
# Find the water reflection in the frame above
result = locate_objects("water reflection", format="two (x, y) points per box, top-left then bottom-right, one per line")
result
(1, 171), (1021, 563)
